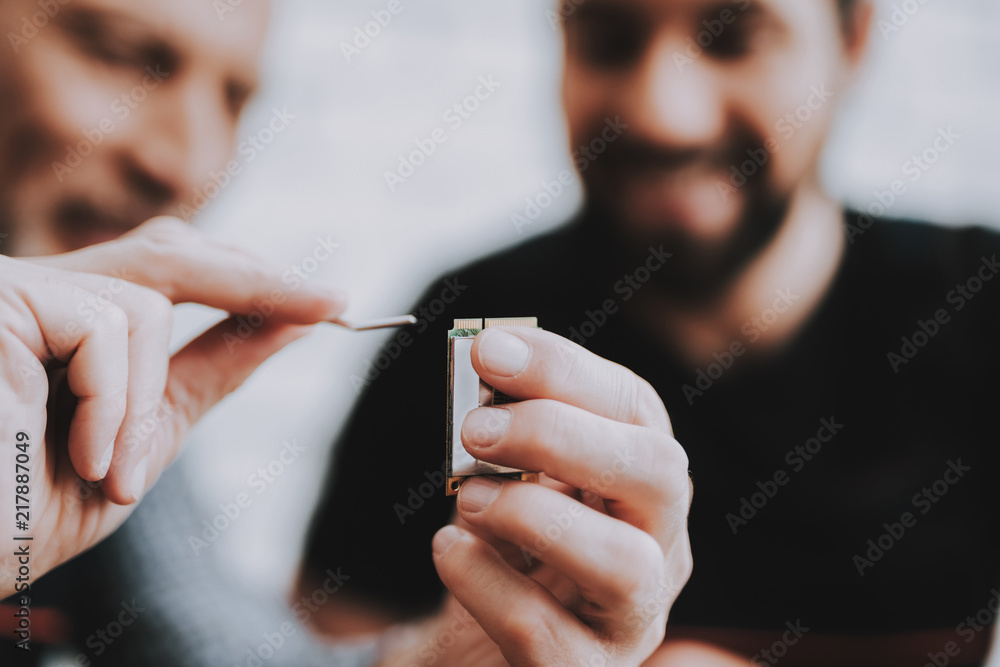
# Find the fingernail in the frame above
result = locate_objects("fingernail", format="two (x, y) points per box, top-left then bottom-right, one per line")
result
(462, 408), (510, 448)
(459, 477), (502, 514)
(129, 457), (149, 501)
(98, 442), (115, 479)
(432, 525), (462, 556)
(478, 330), (530, 377)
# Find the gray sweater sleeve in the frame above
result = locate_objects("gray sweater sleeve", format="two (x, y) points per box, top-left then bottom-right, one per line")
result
(67, 463), (379, 667)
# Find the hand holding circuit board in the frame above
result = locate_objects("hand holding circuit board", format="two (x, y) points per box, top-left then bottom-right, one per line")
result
(423, 319), (695, 665)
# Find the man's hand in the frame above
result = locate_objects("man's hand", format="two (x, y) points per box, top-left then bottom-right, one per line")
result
(384, 326), (693, 665)
(0, 217), (346, 597)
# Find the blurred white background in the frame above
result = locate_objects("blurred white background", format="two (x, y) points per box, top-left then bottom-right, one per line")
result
(170, 0), (1000, 644)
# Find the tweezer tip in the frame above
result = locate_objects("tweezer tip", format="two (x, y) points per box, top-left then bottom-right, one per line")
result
(327, 315), (418, 331)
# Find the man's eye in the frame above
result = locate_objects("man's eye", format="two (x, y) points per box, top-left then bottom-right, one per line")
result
(62, 21), (136, 67)
(702, 14), (781, 61)
(567, 11), (647, 70)
(61, 15), (174, 73)
(81, 39), (144, 67)
(84, 41), (175, 75)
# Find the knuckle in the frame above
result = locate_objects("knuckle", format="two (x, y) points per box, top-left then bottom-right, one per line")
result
(544, 347), (582, 396)
(646, 431), (688, 477)
(656, 434), (690, 480)
(542, 333), (595, 392)
(665, 436), (690, 472)
(610, 533), (664, 609)
(675, 546), (694, 585)
(502, 599), (556, 653)
(624, 429), (677, 501)
(665, 440), (692, 502)
(94, 302), (130, 336)
(130, 218), (199, 298)
(134, 287), (175, 328)
(633, 375), (667, 426)
(608, 369), (641, 424)
(608, 368), (663, 428)
(534, 400), (574, 454)
(653, 437), (693, 516)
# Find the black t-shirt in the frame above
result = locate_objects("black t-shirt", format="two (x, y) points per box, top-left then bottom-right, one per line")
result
(302, 211), (1000, 634)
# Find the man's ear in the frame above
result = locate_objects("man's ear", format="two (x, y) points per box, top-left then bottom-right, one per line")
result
(842, 0), (875, 72)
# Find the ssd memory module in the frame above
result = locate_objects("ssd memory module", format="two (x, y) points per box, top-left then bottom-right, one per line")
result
(446, 318), (540, 495)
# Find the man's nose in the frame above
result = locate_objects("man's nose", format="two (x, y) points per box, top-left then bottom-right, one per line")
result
(120, 77), (233, 206)
(615, 35), (728, 150)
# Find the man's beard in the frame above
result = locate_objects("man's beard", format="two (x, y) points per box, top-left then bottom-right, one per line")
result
(581, 135), (791, 304)
(646, 192), (786, 304)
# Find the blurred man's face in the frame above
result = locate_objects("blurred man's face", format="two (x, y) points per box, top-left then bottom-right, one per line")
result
(562, 0), (863, 295)
(0, 0), (269, 255)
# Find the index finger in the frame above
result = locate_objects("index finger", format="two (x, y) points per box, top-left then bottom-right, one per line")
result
(26, 217), (347, 324)
(470, 326), (673, 435)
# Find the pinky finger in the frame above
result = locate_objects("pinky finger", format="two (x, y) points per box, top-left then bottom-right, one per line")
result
(432, 525), (594, 666)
